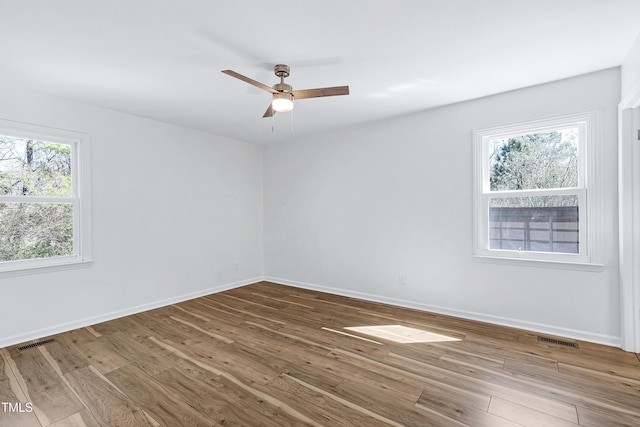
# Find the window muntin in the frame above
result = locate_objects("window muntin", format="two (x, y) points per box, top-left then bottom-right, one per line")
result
(474, 114), (593, 263)
(0, 121), (90, 273)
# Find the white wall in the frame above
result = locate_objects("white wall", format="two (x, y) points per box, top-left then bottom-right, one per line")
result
(0, 83), (264, 348)
(621, 33), (640, 100)
(264, 68), (621, 345)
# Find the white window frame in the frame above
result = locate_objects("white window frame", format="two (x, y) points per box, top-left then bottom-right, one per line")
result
(0, 119), (92, 275)
(473, 112), (602, 268)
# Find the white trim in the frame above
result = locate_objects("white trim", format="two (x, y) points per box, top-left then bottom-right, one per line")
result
(486, 188), (583, 198)
(620, 80), (640, 109)
(0, 196), (73, 203)
(0, 119), (92, 272)
(0, 276), (261, 348)
(0, 120), (85, 146)
(265, 276), (620, 347)
(76, 132), (93, 263)
(471, 255), (605, 271)
(618, 105), (640, 352)
(473, 111), (600, 265)
(0, 259), (92, 278)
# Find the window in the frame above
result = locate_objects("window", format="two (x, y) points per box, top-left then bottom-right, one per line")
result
(473, 112), (599, 265)
(0, 119), (91, 273)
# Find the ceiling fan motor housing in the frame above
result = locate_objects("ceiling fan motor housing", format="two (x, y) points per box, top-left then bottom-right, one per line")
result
(274, 64), (290, 78)
(273, 82), (293, 93)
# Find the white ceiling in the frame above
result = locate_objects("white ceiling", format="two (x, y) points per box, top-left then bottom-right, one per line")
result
(1, 0), (639, 145)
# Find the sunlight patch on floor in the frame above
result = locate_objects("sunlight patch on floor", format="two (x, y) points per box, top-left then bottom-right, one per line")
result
(344, 325), (460, 344)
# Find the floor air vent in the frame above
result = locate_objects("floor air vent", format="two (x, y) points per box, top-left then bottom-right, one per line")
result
(17, 338), (56, 351)
(537, 336), (578, 348)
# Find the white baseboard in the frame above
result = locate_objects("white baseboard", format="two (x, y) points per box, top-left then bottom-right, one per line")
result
(0, 276), (262, 349)
(4, 275), (621, 350)
(264, 276), (621, 348)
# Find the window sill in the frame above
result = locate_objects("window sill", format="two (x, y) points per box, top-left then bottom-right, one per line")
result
(472, 255), (605, 272)
(0, 259), (93, 278)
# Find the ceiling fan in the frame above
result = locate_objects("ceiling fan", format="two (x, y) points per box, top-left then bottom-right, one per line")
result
(222, 64), (349, 118)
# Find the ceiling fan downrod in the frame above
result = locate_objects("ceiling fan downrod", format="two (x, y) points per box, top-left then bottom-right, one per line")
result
(273, 64), (292, 93)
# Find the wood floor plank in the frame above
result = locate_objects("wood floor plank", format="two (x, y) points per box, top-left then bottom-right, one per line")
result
(503, 351), (559, 375)
(489, 396), (579, 426)
(576, 404), (640, 427)
(195, 297), (287, 328)
(270, 373), (402, 426)
(251, 291), (315, 309)
(0, 351), (40, 427)
(439, 347), (506, 370)
(214, 372), (323, 426)
(73, 338), (129, 374)
(42, 337), (89, 375)
(442, 358), (577, 423)
(558, 361), (640, 392)
(416, 380), (492, 413)
(168, 315), (234, 343)
(0, 409), (41, 427)
(105, 314), (157, 342)
(275, 345), (352, 389)
(0, 349), (42, 427)
(102, 331), (175, 376)
(3, 346), (85, 425)
(334, 377), (464, 426)
(0, 348), (27, 403)
(181, 338), (281, 385)
(326, 349), (426, 402)
(135, 314), (207, 346)
(47, 410), (101, 427)
(154, 367), (284, 427)
(414, 401), (521, 427)
(147, 337), (323, 426)
(229, 287), (289, 310)
(87, 320), (122, 337)
(499, 357), (640, 417)
(105, 364), (217, 427)
(64, 328), (99, 347)
(64, 365), (155, 427)
(436, 353), (607, 422)
(245, 320), (334, 351)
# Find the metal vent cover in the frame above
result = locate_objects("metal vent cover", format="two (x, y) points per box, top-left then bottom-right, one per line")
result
(17, 338), (56, 351)
(537, 336), (578, 348)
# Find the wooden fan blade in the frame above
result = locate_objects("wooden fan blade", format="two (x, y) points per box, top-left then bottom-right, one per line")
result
(292, 86), (349, 100)
(222, 70), (278, 94)
(263, 103), (275, 118)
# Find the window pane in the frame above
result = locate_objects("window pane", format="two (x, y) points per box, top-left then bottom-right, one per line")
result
(0, 202), (73, 261)
(488, 128), (578, 191)
(489, 195), (579, 254)
(0, 135), (72, 197)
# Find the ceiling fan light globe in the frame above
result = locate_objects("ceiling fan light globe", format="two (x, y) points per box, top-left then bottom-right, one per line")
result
(272, 93), (294, 112)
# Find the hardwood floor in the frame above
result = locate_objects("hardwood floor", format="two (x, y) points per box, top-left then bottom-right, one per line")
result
(1, 281), (640, 426)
